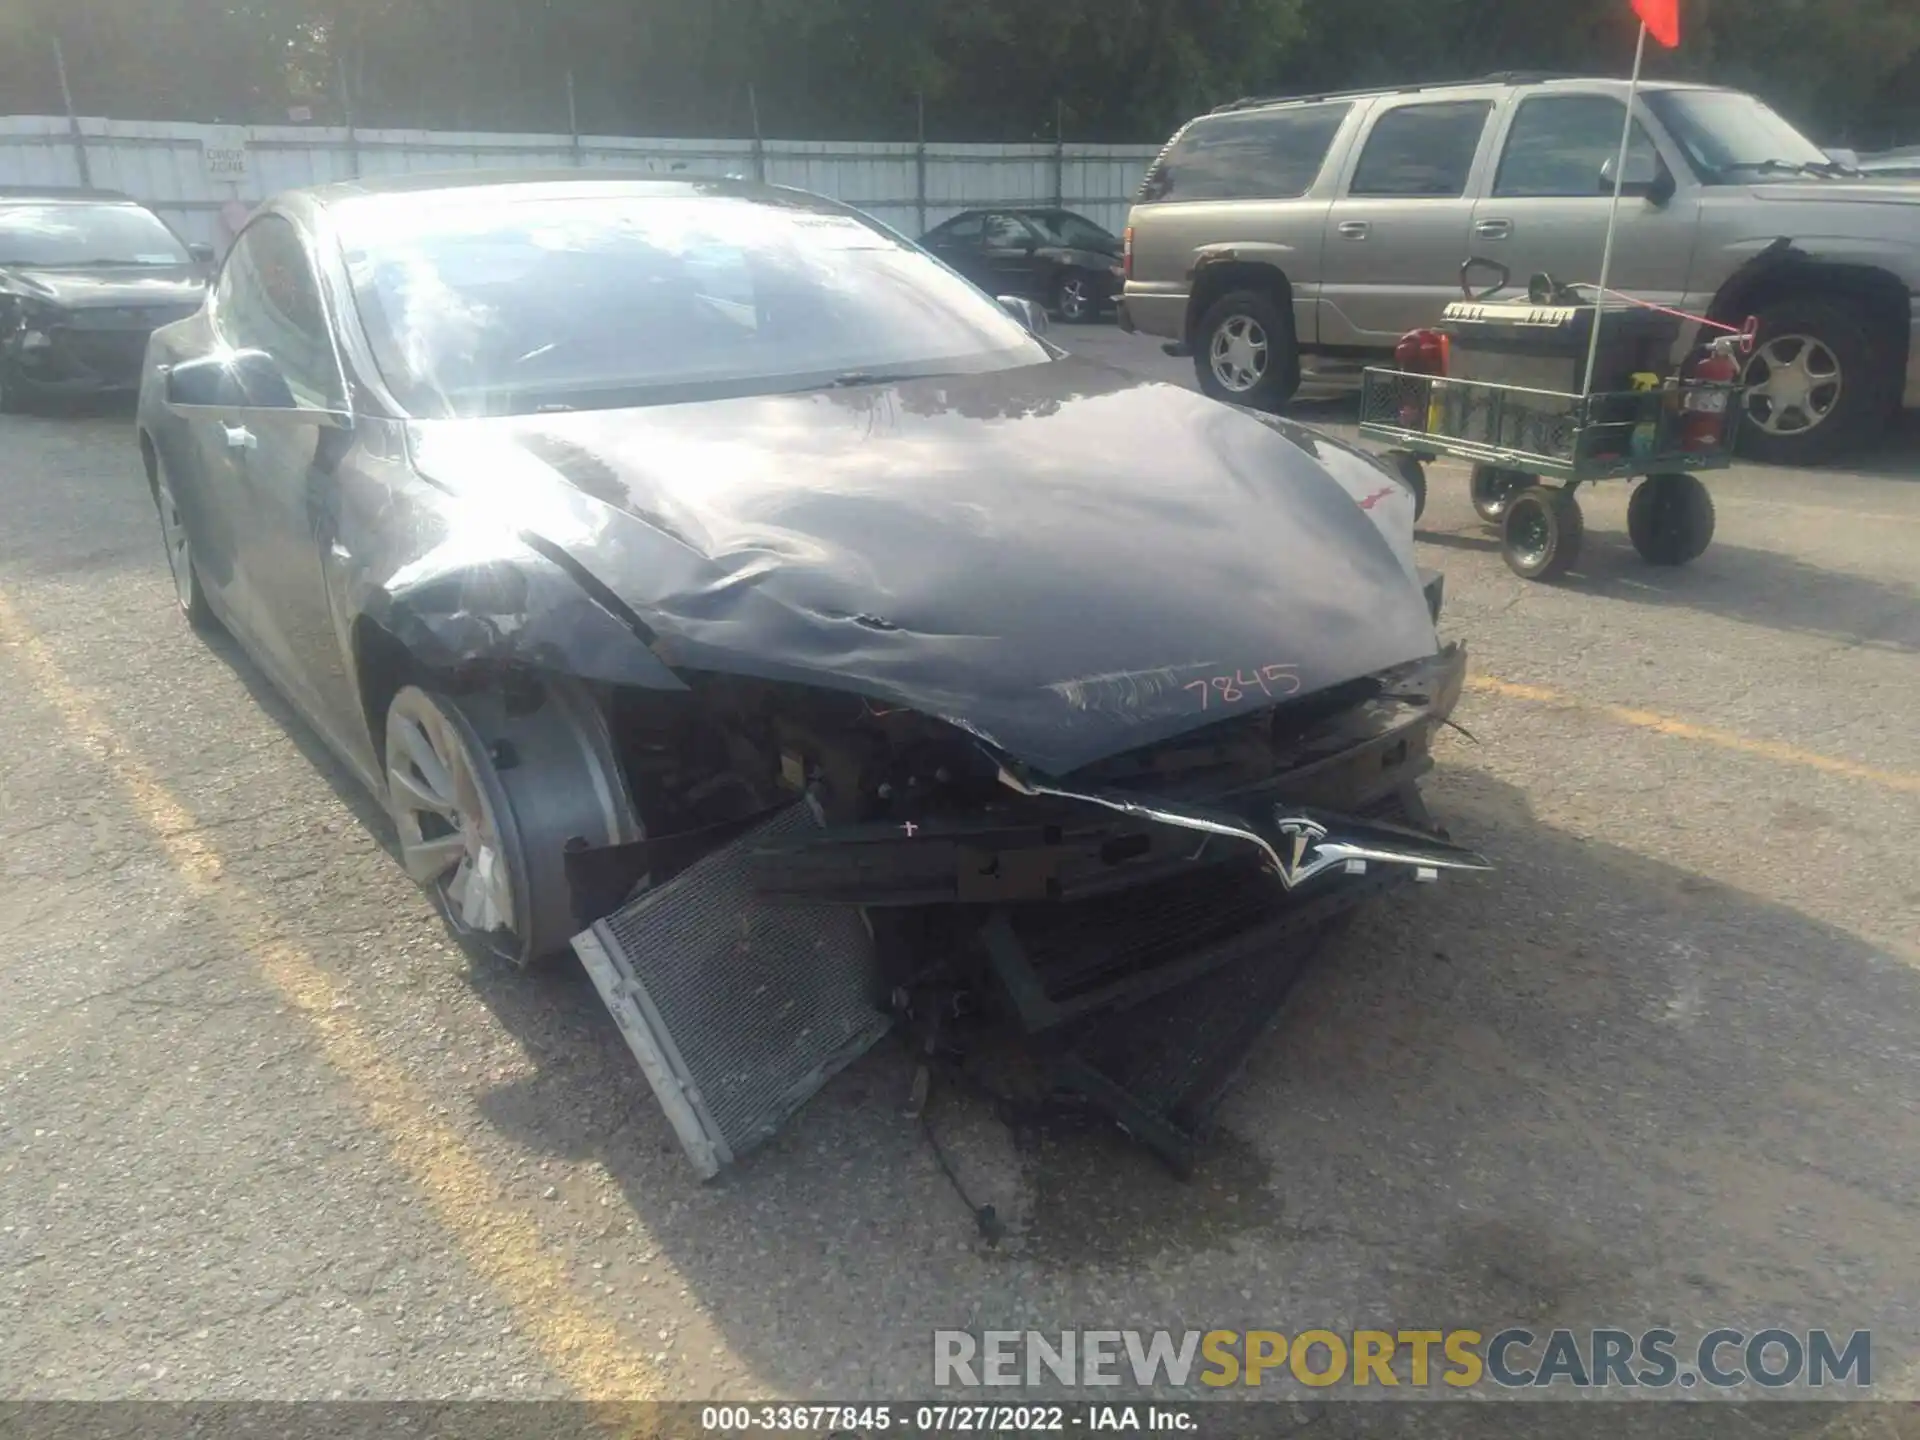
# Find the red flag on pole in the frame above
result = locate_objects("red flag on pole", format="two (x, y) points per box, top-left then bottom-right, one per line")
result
(1632, 0), (1680, 47)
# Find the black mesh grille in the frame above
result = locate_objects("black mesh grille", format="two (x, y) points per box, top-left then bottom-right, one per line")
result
(591, 804), (890, 1167)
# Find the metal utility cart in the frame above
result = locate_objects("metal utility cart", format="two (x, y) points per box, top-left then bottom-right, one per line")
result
(1359, 264), (1746, 581)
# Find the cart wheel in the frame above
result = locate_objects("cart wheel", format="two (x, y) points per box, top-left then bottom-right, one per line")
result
(1386, 451), (1427, 521)
(1628, 472), (1716, 566)
(1502, 487), (1583, 581)
(1470, 465), (1531, 524)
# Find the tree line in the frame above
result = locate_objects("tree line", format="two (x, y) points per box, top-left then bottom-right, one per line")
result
(3, 0), (1916, 149)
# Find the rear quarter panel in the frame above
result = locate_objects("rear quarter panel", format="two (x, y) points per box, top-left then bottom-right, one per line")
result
(1124, 103), (1370, 344)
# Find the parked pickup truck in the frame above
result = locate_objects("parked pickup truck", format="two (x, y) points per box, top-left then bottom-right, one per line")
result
(1120, 75), (1920, 464)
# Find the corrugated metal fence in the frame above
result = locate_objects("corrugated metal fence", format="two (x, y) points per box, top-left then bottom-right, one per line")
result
(0, 115), (1160, 252)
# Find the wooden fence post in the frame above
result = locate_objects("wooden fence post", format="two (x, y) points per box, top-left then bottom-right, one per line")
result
(916, 92), (928, 234)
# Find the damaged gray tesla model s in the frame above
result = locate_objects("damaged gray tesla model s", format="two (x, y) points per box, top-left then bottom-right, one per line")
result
(136, 173), (1488, 1178)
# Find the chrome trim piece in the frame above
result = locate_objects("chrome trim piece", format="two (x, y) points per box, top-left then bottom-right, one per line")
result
(993, 762), (1491, 891)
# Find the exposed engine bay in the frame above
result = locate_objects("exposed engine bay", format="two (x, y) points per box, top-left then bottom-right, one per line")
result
(561, 640), (1486, 1181)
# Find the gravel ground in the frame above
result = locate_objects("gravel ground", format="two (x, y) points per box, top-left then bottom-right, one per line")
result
(1, 331), (1916, 1415)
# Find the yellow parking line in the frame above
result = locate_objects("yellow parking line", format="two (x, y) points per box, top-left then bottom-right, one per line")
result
(0, 590), (660, 1400)
(1468, 674), (1920, 795)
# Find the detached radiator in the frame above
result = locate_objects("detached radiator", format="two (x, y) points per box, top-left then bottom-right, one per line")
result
(571, 803), (890, 1179)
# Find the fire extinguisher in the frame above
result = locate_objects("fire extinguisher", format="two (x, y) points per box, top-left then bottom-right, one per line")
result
(1392, 328), (1449, 429)
(1679, 333), (1741, 451)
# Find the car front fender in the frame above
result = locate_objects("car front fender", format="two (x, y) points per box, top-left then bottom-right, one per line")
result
(359, 535), (689, 693)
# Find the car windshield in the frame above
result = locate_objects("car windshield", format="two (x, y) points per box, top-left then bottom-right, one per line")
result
(1025, 212), (1118, 252)
(1643, 90), (1837, 182)
(0, 203), (191, 267)
(338, 189), (1052, 417)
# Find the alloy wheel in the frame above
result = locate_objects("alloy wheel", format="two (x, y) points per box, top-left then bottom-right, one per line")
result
(1209, 315), (1269, 393)
(1508, 504), (1552, 570)
(1743, 334), (1842, 436)
(155, 475), (196, 614)
(1058, 276), (1090, 321)
(385, 690), (521, 947)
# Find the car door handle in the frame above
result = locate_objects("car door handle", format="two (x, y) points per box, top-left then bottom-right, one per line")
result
(222, 423), (257, 451)
(1475, 219), (1513, 240)
(1337, 221), (1370, 240)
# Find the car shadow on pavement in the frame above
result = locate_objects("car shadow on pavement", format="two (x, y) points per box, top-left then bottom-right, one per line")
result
(1821, 412), (1920, 481)
(1419, 527), (1920, 654)
(194, 611), (1920, 1407)
(465, 767), (1919, 1403)
(199, 627), (401, 845)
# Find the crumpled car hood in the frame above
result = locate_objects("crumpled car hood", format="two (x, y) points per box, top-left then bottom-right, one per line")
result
(408, 356), (1439, 775)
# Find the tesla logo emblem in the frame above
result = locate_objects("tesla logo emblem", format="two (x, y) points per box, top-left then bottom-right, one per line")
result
(901, 821), (919, 837)
(1273, 816), (1329, 885)
(1357, 486), (1396, 510)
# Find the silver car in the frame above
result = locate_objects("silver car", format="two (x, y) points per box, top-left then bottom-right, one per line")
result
(1122, 76), (1920, 464)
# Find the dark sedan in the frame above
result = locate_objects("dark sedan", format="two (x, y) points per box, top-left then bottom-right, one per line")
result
(136, 172), (1485, 1173)
(1, 188), (211, 409)
(919, 207), (1124, 322)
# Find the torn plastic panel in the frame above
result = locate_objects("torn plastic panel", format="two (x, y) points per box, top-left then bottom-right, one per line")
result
(992, 767), (1489, 890)
(358, 531), (688, 692)
(746, 645), (1485, 911)
(583, 640), (1488, 1179)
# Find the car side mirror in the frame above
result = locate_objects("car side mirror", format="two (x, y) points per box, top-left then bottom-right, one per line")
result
(1600, 154), (1676, 207)
(164, 348), (349, 427)
(997, 295), (1050, 336)
(188, 242), (216, 265)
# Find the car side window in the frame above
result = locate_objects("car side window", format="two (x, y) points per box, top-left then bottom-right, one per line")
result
(934, 213), (985, 246)
(213, 214), (345, 409)
(982, 214), (1034, 249)
(1142, 103), (1352, 203)
(1349, 101), (1493, 198)
(1493, 96), (1666, 198)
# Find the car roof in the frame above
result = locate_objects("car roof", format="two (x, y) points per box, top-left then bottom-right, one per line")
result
(934, 206), (1101, 224)
(1208, 74), (1731, 116)
(0, 186), (139, 204)
(294, 169), (836, 214)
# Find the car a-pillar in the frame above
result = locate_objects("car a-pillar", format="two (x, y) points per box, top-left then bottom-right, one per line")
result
(1711, 260), (1908, 465)
(1186, 259), (1301, 412)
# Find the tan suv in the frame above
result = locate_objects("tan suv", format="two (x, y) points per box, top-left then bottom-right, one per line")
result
(1121, 75), (1920, 464)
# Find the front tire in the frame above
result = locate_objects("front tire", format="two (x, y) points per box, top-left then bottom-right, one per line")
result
(152, 461), (218, 631)
(1628, 473), (1715, 566)
(0, 360), (29, 415)
(1470, 465), (1531, 524)
(1053, 270), (1097, 324)
(384, 681), (641, 970)
(1501, 487), (1583, 582)
(1736, 297), (1891, 465)
(1194, 289), (1300, 411)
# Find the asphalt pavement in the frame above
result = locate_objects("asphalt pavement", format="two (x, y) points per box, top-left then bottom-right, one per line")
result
(1, 329), (1917, 1413)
